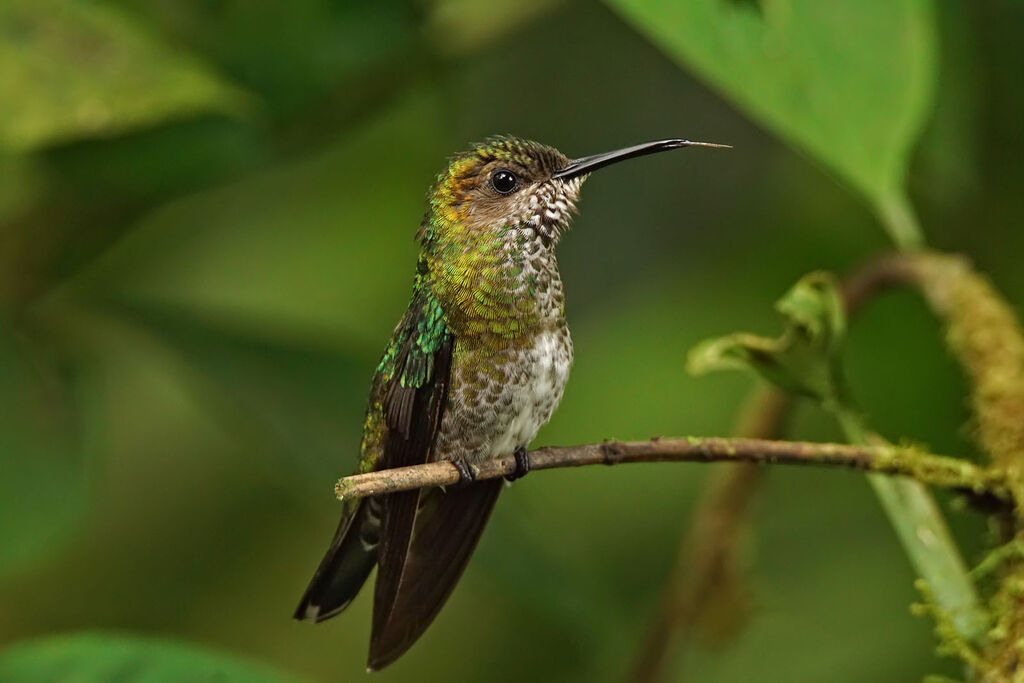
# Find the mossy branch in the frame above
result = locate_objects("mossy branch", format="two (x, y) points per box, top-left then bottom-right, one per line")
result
(335, 436), (1006, 502)
(910, 253), (1024, 491)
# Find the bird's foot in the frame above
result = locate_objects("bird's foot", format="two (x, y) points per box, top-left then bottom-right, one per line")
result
(450, 457), (476, 487)
(505, 447), (531, 482)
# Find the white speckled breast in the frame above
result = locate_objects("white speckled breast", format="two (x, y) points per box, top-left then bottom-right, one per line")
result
(487, 326), (573, 459)
(433, 322), (573, 465)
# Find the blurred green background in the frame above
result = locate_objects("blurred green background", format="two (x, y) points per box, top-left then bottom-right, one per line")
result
(1, 0), (1022, 680)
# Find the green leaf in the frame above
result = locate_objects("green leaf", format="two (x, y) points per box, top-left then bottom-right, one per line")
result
(0, 0), (247, 152)
(605, 0), (937, 247)
(116, 0), (422, 119)
(0, 633), (301, 682)
(0, 324), (87, 577)
(688, 271), (846, 402)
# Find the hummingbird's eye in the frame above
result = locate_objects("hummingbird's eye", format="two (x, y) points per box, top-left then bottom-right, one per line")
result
(490, 169), (518, 194)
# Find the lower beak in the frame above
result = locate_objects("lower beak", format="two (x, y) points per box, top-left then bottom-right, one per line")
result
(551, 138), (730, 180)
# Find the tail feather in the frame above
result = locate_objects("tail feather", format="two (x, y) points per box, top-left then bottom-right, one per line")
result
(294, 499), (380, 622)
(368, 479), (503, 670)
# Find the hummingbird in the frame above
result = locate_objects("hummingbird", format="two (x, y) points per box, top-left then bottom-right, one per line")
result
(294, 135), (729, 670)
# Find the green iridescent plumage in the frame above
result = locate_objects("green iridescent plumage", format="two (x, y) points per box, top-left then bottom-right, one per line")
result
(358, 262), (451, 474)
(377, 263), (448, 391)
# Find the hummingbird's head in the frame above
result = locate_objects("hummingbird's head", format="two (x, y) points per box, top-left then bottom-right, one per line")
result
(422, 136), (579, 248)
(420, 135), (730, 249)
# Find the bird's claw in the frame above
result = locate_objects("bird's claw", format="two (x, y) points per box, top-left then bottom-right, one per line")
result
(505, 447), (531, 482)
(451, 458), (475, 487)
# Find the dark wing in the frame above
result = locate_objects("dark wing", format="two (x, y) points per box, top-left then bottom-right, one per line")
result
(369, 317), (502, 670)
(293, 289), (451, 623)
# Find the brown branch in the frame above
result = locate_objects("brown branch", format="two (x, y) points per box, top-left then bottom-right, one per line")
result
(839, 250), (920, 313)
(335, 436), (1006, 502)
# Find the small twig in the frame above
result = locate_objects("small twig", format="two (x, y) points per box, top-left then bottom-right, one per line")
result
(839, 250), (919, 313)
(335, 436), (1006, 502)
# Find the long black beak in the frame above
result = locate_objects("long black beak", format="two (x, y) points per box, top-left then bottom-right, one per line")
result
(551, 138), (731, 180)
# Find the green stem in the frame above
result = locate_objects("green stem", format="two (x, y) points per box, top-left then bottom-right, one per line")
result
(861, 193), (988, 643)
(832, 408), (987, 641)
(876, 191), (926, 250)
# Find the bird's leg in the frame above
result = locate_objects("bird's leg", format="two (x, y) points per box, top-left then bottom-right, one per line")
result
(505, 447), (531, 482)
(450, 457), (476, 487)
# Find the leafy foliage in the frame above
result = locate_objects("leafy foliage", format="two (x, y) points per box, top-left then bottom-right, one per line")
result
(0, 326), (86, 578)
(688, 271), (846, 402)
(0, 633), (300, 682)
(605, 0), (937, 245)
(688, 270), (987, 644)
(0, 0), (245, 152)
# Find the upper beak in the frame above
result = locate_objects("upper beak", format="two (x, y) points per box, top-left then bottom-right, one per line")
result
(551, 138), (731, 180)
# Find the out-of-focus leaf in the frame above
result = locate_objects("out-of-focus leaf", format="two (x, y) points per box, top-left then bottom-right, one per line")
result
(425, 0), (567, 55)
(69, 90), (446, 345)
(113, 0), (420, 118)
(688, 271), (846, 402)
(0, 324), (86, 577)
(605, 0), (937, 246)
(113, 302), (370, 482)
(0, 0), (246, 152)
(0, 153), (42, 222)
(0, 633), (301, 682)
